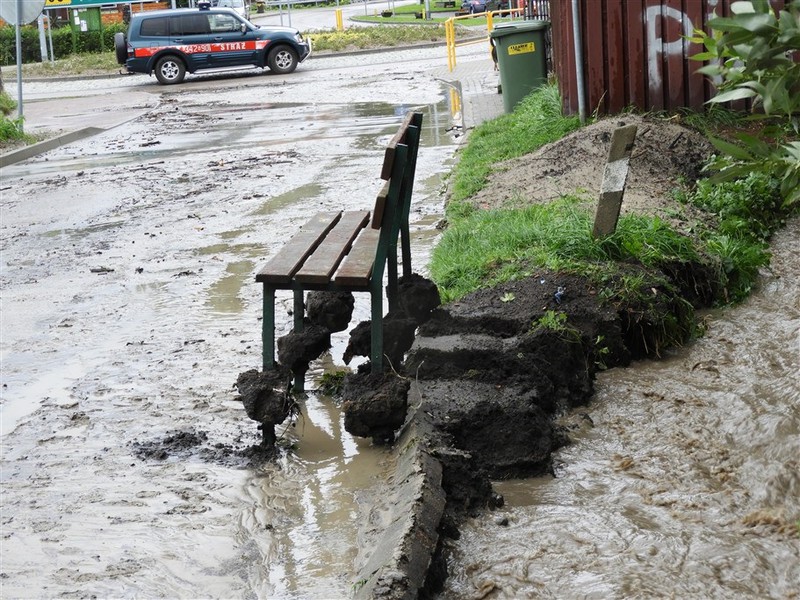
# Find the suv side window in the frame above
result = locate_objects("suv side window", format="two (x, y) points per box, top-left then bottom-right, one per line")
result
(175, 14), (211, 36)
(139, 17), (169, 37)
(209, 14), (239, 33)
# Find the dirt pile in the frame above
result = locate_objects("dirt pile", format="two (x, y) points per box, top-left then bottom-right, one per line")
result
(468, 114), (715, 228)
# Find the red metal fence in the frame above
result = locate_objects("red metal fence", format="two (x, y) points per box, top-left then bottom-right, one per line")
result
(548, 0), (788, 116)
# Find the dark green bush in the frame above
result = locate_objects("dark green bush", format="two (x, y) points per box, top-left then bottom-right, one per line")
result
(0, 23), (126, 65)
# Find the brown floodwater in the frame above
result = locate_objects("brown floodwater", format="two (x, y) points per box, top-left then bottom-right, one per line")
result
(439, 218), (800, 599)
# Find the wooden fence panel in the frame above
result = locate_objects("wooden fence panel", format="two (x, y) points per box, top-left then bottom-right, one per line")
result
(548, 0), (788, 116)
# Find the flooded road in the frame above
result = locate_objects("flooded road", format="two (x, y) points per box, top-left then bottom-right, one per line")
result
(440, 219), (800, 599)
(0, 46), (469, 598)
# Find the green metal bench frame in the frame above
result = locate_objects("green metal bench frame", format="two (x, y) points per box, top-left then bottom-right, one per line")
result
(256, 112), (423, 384)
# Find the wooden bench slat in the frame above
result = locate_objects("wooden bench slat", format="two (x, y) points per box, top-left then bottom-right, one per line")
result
(334, 227), (381, 287)
(256, 211), (342, 284)
(381, 112), (415, 180)
(295, 211), (370, 284)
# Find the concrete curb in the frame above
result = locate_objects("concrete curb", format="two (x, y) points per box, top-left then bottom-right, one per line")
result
(353, 407), (446, 599)
(0, 127), (105, 169)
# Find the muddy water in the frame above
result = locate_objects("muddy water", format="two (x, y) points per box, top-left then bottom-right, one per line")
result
(0, 67), (457, 595)
(440, 219), (800, 599)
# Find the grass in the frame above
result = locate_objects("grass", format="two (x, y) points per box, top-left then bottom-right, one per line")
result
(448, 83), (583, 209)
(427, 89), (792, 360)
(430, 196), (704, 303)
(308, 23), (450, 51)
(0, 51), (121, 79)
(0, 90), (37, 146)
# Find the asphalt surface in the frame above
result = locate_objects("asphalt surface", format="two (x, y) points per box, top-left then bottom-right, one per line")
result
(1, 0), (505, 167)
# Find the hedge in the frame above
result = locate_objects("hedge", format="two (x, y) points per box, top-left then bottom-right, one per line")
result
(0, 23), (127, 65)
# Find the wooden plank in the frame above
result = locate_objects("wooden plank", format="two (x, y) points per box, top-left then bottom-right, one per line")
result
(685, 0), (705, 111)
(583, 0), (606, 115)
(605, 0), (625, 114)
(370, 180), (391, 229)
(256, 211), (342, 284)
(334, 227), (380, 287)
(665, 0), (686, 110)
(625, 0), (646, 110)
(295, 211), (370, 284)
(381, 112), (415, 180)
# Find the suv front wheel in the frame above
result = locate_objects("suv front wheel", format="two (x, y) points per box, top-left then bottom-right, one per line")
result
(267, 45), (298, 75)
(154, 55), (186, 85)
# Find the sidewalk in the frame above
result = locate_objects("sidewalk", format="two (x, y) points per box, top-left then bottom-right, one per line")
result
(430, 54), (504, 129)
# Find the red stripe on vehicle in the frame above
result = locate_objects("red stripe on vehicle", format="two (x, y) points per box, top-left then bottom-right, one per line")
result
(134, 39), (269, 58)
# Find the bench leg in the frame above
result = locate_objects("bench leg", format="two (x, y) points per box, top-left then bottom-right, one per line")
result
(370, 287), (383, 372)
(387, 254), (398, 312)
(293, 289), (305, 392)
(401, 223), (412, 279)
(293, 290), (304, 332)
(262, 284), (276, 371)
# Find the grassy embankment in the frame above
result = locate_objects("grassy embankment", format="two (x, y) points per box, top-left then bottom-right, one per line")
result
(431, 83), (794, 354)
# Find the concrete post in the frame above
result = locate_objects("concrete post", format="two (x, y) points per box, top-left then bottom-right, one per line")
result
(592, 124), (638, 238)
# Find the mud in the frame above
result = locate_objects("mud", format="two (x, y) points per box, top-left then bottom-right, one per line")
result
(0, 43), (471, 597)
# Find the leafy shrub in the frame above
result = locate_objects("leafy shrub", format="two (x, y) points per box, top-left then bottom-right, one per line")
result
(0, 23), (127, 65)
(689, 0), (800, 207)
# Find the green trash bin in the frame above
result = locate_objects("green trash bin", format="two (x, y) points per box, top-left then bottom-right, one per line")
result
(490, 21), (549, 113)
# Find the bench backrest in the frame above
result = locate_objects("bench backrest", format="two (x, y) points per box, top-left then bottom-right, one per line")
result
(369, 112), (423, 287)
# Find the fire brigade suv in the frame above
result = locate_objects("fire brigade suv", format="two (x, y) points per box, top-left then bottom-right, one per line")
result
(115, 2), (311, 85)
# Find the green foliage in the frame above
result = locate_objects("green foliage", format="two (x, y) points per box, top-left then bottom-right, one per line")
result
(0, 113), (28, 141)
(532, 311), (582, 343)
(703, 233), (769, 302)
(0, 89), (35, 144)
(687, 172), (785, 242)
(677, 172), (782, 302)
(0, 88), (16, 116)
(448, 83), (582, 206)
(0, 23), (127, 65)
(317, 370), (347, 396)
(688, 0), (800, 207)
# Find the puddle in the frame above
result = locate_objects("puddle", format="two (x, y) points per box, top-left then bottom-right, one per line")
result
(205, 260), (254, 314)
(253, 182), (325, 216)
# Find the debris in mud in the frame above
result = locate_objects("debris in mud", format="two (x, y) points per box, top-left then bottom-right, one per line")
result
(277, 323), (331, 381)
(343, 273), (441, 367)
(235, 367), (295, 447)
(307, 291), (355, 333)
(342, 372), (411, 444)
(131, 429), (209, 461)
(130, 427), (282, 468)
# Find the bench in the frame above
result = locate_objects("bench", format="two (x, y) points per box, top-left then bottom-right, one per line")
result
(435, 0), (457, 7)
(256, 112), (423, 386)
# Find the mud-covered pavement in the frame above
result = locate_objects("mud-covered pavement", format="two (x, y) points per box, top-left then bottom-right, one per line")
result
(0, 46), (485, 597)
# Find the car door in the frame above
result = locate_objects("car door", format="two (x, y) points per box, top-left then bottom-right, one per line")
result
(207, 12), (260, 68)
(170, 14), (213, 71)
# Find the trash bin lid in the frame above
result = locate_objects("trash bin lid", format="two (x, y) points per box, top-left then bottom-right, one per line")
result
(490, 20), (550, 39)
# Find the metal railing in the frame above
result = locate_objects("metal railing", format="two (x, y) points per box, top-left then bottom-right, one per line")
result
(445, 0), (549, 71)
